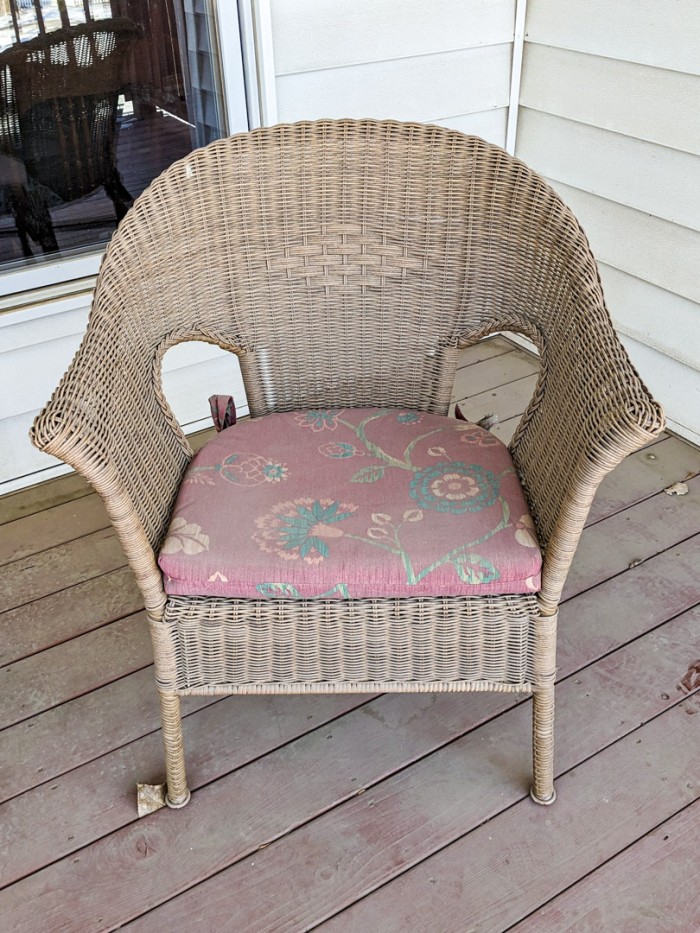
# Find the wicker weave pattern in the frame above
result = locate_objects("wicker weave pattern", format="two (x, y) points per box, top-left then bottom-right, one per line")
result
(158, 594), (538, 692)
(31, 120), (665, 807)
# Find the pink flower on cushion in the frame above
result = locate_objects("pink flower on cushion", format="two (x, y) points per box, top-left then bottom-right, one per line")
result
(294, 410), (345, 431)
(161, 517), (210, 555)
(515, 515), (539, 549)
(218, 453), (288, 485)
(430, 472), (481, 502)
(457, 425), (501, 447)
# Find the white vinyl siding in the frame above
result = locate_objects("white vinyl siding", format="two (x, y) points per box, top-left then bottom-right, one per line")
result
(269, 0), (516, 148)
(517, 0), (700, 443)
(522, 0), (700, 76)
(518, 44), (699, 154)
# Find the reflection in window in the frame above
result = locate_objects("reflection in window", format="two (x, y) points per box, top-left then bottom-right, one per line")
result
(0, 0), (230, 266)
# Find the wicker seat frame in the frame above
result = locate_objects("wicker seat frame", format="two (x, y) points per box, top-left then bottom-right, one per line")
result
(31, 120), (664, 809)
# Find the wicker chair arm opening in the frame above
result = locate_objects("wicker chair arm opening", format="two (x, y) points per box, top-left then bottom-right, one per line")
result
(505, 284), (664, 611)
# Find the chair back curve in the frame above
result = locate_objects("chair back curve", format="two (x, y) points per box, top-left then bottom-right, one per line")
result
(32, 119), (664, 593)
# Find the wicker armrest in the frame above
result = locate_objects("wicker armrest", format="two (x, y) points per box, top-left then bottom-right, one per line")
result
(31, 338), (192, 613)
(509, 289), (664, 612)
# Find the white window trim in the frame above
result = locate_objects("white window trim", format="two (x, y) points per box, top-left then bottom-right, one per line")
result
(215, 0), (251, 134)
(0, 255), (101, 306)
(250, 0), (278, 126)
(505, 0), (527, 155)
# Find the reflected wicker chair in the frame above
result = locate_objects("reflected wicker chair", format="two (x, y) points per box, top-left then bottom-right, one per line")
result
(31, 120), (664, 810)
(0, 18), (140, 256)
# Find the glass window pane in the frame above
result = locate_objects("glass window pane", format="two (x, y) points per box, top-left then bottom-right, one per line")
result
(0, 0), (230, 268)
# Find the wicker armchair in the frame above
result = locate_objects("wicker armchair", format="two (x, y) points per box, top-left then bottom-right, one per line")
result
(0, 18), (140, 256)
(31, 120), (664, 810)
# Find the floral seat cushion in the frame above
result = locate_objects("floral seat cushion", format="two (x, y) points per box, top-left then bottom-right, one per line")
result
(158, 408), (542, 599)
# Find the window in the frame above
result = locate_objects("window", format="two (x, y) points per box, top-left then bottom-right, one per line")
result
(0, 0), (238, 270)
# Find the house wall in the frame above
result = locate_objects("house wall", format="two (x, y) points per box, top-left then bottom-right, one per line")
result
(516, 0), (700, 443)
(268, 0), (517, 147)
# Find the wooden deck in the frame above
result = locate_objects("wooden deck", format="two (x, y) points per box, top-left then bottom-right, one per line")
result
(1, 337), (699, 932)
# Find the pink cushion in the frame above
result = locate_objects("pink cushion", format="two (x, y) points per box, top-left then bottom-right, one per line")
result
(158, 408), (542, 599)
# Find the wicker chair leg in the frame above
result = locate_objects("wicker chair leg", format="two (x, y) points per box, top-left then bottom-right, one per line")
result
(530, 683), (556, 805)
(159, 691), (191, 808)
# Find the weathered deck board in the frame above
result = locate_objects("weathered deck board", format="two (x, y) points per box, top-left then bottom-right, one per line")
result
(456, 336), (513, 368)
(0, 668), (212, 804)
(0, 690), (516, 928)
(0, 693), (366, 889)
(0, 493), (109, 566)
(0, 566), (142, 667)
(513, 801), (700, 933)
(317, 692), (699, 933)
(7, 597), (697, 928)
(556, 533), (700, 671)
(0, 471), (91, 525)
(118, 612), (699, 932)
(587, 434), (700, 526)
(452, 349), (539, 399)
(1, 527), (122, 613)
(454, 372), (539, 425)
(0, 614), (152, 730)
(562, 475), (700, 600)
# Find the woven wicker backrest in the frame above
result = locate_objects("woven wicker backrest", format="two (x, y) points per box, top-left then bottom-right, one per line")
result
(34, 120), (661, 578)
(69, 120), (610, 411)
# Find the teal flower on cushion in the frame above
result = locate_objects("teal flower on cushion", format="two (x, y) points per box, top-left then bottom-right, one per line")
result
(396, 410), (423, 424)
(409, 462), (499, 513)
(294, 409), (345, 431)
(262, 462), (288, 481)
(253, 498), (357, 564)
(452, 553), (500, 585)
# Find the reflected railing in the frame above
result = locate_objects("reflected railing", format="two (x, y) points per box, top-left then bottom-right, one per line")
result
(0, 0), (228, 268)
